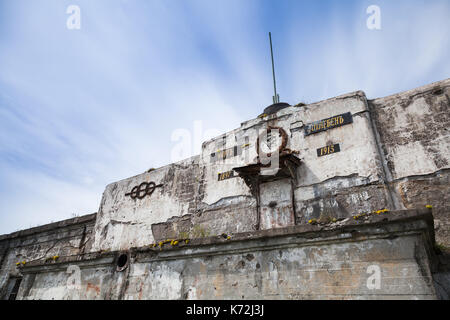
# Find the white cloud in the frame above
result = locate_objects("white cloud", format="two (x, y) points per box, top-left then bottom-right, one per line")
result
(286, 0), (450, 101)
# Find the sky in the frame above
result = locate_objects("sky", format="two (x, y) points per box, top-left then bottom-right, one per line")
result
(0, 0), (449, 234)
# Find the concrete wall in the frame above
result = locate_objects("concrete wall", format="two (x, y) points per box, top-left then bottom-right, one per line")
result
(0, 213), (96, 300)
(92, 156), (204, 252)
(15, 210), (444, 300)
(290, 91), (389, 223)
(369, 78), (450, 245)
(91, 153), (258, 253)
(91, 89), (395, 252)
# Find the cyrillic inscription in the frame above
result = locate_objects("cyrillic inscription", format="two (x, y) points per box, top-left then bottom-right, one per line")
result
(305, 112), (353, 136)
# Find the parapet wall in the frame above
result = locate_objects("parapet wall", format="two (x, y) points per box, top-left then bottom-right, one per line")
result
(14, 209), (445, 300)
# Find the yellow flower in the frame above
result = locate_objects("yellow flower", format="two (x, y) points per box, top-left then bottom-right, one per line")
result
(158, 241), (163, 247)
(185, 239), (189, 244)
(426, 205), (432, 209)
(16, 262), (20, 266)
(227, 236), (231, 240)
(172, 240), (179, 246)
(22, 261), (26, 265)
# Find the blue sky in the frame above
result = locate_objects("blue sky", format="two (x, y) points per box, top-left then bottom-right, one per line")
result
(0, 0), (449, 234)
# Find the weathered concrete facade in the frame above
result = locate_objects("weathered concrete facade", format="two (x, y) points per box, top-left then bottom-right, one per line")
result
(0, 214), (96, 300)
(1, 79), (449, 300)
(369, 82), (450, 246)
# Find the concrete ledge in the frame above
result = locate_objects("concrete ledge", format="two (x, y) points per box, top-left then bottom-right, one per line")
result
(369, 78), (450, 103)
(0, 213), (97, 241)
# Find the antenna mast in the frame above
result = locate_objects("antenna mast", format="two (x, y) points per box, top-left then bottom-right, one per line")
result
(269, 32), (280, 104)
